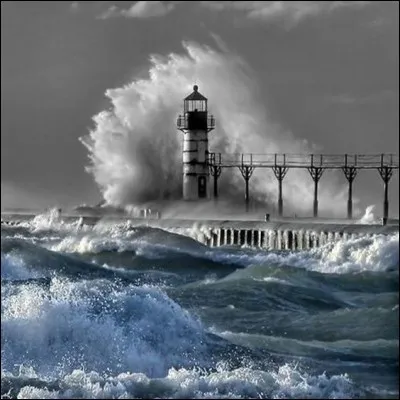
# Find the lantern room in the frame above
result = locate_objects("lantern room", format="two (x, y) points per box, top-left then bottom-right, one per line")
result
(177, 85), (215, 132)
(184, 85), (207, 113)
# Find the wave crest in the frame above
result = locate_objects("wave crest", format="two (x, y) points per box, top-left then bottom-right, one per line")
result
(2, 278), (208, 379)
(80, 40), (351, 216)
(3, 364), (360, 399)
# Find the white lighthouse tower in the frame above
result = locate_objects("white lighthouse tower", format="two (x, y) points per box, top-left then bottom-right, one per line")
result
(177, 85), (215, 200)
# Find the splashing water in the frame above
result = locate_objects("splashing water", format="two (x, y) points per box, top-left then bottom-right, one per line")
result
(2, 214), (398, 399)
(358, 205), (379, 225)
(80, 40), (354, 216)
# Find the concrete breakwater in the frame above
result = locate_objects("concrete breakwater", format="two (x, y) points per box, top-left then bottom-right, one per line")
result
(1, 213), (398, 250)
(145, 218), (398, 250)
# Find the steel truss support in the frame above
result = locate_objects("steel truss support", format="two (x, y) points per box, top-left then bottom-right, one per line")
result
(272, 166), (288, 217)
(342, 166), (357, 220)
(210, 165), (222, 199)
(307, 167), (324, 218)
(239, 165), (255, 212)
(378, 166), (394, 225)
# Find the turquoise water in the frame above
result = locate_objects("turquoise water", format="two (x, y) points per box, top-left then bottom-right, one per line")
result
(1, 215), (399, 399)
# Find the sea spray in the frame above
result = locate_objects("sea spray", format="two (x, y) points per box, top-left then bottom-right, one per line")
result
(4, 213), (397, 275)
(2, 215), (398, 399)
(80, 40), (353, 217)
(2, 278), (209, 379)
(358, 205), (379, 224)
(3, 364), (360, 399)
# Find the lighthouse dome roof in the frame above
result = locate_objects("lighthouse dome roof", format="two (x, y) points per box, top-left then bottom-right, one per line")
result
(184, 85), (207, 101)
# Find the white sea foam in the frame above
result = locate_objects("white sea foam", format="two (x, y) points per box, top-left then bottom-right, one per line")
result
(19, 208), (91, 235)
(44, 226), (399, 274)
(49, 228), (203, 258)
(200, 233), (399, 275)
(80, 40), (352, 217)
(1, 253), (46, 281)
(1, 252), (365, 399)
(5, 214), (398, 276)
(50, 233), (138, 254)
(2, 228), (396, 399)
(312, 232), (399, 273)
(5, 364), (360, 399)
(2, 271), (361, 399)
(2, 278), (208, 379)
(169, 224), (213, 246)
(357, 205), (380, 225)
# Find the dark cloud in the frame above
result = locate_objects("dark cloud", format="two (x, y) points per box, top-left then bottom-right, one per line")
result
(1, 1), (398, 216)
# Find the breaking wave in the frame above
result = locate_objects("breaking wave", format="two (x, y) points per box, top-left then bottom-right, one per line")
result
(2, 365), (361, 399)
(80, 40), (353, 216)
(2, 213), (398, 399)
(1, 274), (370, 400)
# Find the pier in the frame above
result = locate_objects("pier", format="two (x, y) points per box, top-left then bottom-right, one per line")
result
(175, 87), (398, 224)
(139, 218), (398, 249)
(1, 213), (398, 251)
(208, 153), (399, 221)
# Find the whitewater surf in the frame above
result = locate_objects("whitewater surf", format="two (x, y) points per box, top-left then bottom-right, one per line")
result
(1, 212), (398, 399)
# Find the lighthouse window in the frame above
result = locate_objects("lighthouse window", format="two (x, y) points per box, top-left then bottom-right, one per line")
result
(185, 100), (207, 113)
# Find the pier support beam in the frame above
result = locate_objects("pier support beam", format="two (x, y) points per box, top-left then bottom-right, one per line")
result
(210, 166), (222, 199)
(239, 166), (255, 212)
(342, 166), (357, 220)
(378, 166), (394, 224)
(272, 167), (288, 217)
(308, 167), (324, 217)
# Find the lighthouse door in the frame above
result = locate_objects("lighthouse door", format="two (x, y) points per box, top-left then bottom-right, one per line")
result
(198, 176), (206, 198)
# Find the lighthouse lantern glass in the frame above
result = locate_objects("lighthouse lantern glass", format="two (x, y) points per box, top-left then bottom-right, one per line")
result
(184, 99), (207, 113)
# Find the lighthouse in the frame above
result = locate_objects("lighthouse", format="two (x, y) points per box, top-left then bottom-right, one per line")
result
(177, 85), (215, 200)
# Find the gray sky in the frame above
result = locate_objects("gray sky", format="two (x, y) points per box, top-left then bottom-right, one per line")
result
(1, 1), (399, 216)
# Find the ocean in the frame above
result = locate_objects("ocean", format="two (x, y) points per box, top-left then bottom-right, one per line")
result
(1, 212), (399, 399)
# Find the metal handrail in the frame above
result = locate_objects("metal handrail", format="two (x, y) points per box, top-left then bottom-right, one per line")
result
(177, 114), (215, 130)
(207, 153), (399, 169)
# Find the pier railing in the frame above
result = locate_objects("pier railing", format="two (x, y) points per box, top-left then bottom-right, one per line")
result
(177, 114), (216, 132)
(208, 153), (399, 169)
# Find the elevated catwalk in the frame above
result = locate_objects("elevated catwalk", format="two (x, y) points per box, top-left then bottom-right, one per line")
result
(208, 152), (399, 219)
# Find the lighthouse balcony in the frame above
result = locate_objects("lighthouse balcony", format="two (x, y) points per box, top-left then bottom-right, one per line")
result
(177, 114), (215, 132)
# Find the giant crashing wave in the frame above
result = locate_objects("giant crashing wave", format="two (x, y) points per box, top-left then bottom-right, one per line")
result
(79, 40), (356, 218)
